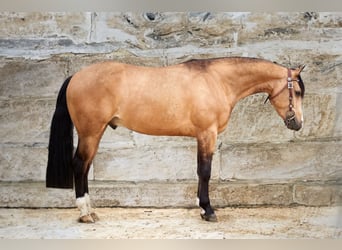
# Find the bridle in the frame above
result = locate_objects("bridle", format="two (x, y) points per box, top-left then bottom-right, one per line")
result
(264, 68), (301, 126)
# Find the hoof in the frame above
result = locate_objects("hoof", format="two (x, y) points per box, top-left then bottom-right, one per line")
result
(201, 213), (218, 222)
(78, 214), (95, 223)
(90, 212), (99, 222)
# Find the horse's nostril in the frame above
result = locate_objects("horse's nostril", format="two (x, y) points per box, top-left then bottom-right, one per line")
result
(293, 123), (302, 131)
(285, 118), (302, 131)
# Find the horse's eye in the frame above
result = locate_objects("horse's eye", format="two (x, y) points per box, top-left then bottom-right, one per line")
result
(295, 91), (301, 97)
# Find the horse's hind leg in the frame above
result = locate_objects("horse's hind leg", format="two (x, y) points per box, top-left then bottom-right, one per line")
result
(73, 136), (101, 223)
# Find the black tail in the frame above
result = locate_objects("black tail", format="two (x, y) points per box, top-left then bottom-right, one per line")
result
(46, 76), (74, 189)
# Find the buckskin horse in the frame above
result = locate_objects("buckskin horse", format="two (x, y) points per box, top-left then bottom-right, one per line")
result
(46, 57), (305, 223)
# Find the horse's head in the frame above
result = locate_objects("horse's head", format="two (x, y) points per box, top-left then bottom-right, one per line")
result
(266, 65), (306, 131)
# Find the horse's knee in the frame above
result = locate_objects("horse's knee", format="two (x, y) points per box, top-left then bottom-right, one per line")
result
(197, 159), (212, 182)
(198, 167), (211, 181)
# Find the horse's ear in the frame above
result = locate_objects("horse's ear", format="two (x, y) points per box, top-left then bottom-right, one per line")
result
(297, 64), (306, 73)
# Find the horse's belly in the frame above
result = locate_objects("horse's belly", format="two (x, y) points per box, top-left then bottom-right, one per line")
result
(115, 112), (196, 137)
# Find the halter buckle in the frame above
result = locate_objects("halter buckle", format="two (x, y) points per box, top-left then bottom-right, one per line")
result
(287, 79), (293, 89)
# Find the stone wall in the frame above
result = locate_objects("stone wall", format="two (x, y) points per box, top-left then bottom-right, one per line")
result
(0, 12), (341, 208)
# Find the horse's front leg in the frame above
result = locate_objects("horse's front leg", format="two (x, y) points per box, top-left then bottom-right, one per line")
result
(196, 129), (218, 222)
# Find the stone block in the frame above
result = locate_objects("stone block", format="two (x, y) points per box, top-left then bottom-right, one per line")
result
(334, 91), (342, 137)
(211, 183), (293, 207)
(297, 93), (337, 140)
(0, 12), (90, 43)
(301, 53), (341, 92)
(93, 145), (199, 181)
(0, 98), (54, 144)
(239, 13), (342, 44)
(219, 141), (341, 181)
(294, 183), (342, 206)
(90, 181), (196, 207)
(0, 57), (69, 98)
(0, 182), (75, 208)
(0, 144), (47, 181)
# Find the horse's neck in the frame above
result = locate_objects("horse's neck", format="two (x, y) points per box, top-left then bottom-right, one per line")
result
(215, 60), (287, 104)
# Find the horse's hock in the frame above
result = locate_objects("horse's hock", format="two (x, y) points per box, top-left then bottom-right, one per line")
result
(0, 12), (341, 208)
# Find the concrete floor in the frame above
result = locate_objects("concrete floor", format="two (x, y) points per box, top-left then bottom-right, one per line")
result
(0, 206), (341, 239)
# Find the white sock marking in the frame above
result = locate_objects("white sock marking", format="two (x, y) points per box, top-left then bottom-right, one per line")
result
(76, 196), (88, 217)
(84, 193), (94, 213)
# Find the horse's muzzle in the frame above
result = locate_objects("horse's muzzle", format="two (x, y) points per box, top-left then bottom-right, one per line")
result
(284, 111), (302, 131)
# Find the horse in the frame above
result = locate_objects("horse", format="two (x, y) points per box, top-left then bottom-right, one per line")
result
(46, 57), (305, 223)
